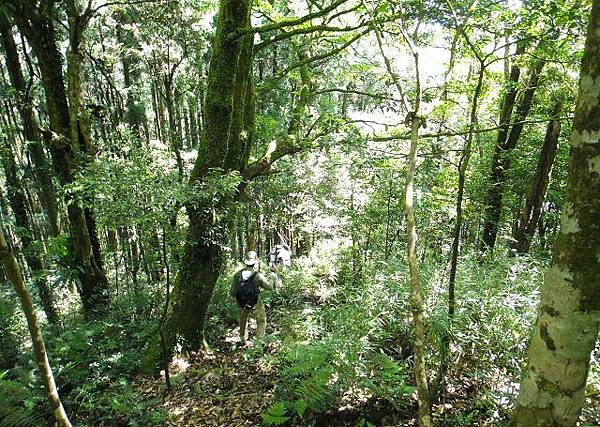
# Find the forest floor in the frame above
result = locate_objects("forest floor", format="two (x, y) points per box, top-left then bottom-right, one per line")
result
(132, 309), (418, 426)
(134, 338), (279, 426)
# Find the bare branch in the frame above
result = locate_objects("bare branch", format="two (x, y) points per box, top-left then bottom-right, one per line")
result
(255, 20), (368, 51)
(317, 87), (401, 101)
(261, 27), (370, 86)
(371, 116), (573, 141)
(235, 0), (353, 39)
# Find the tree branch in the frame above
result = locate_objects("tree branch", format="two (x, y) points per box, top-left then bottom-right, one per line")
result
(371, 116), (573, 141)
(314, 87), (403, 102)
(242, 138), (301, 180)
(262, 27), (370, 85)
(233, 0), (353, 39)
(255, 20), (368, 51)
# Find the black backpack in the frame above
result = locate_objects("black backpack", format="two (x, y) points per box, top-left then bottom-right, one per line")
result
(235, 271), (259, 308)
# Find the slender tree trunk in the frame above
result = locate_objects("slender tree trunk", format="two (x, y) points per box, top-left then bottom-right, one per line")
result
(8, 3), (109, 315)
(1, 139), (59, 323)
(406, 116), (432, 427)
(0, 226), (72, 427)
(480, 57), (545, 255)
(115, 9), (147, 143)
(164, 78), (184, 180)
(0, 14), (60, 237)
(432, 60), (485, 402)
(511, 101), (562, 254)
(512, 4), (600, 424)
(188, 99), (199, 148)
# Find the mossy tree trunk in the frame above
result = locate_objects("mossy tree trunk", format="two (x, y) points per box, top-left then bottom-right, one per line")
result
(511, 100), (562, 254)
(511, 3), (600, 425)
(480, 57), (545, 255)
(143, 0), (254, 369)
(143, 0), (317, 371)
(5, 0), (110, 315)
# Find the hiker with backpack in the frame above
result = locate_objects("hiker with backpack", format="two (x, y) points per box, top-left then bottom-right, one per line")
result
(230, 251), (276, 345)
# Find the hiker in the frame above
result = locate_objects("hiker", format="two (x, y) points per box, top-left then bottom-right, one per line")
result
(230, 251), (276, 344)
(268, 243), (292, 268)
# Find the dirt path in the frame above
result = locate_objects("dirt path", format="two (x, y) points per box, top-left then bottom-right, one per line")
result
(134, 323), (282, 426)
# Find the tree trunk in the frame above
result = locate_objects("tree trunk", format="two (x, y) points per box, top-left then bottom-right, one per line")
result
(480, 57), (545, 255)
(116, 9), (148, 143)
(511, 101), (562, 254)
(7, 2), (110, 315)
(0, 225), (72, 427)
(188, 99), (199, 148)
(143, 0), (254, 371)
(432, 60), (485, 402)
(512, 4), (600, 424)
(1, 139), (59, 323)
(0, 14), (60, 237)
(406, 116), (432, 427)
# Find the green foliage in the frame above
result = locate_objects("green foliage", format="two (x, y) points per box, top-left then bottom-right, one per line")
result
(0, 288), (166, 426)
(0, 292), (21, 370)
(256, 245), (415, 424)
(262, 401), (290, 426)
(0, 376), (47, 427)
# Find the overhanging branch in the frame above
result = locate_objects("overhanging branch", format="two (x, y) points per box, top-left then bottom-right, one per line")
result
(371, 116), (573, 141)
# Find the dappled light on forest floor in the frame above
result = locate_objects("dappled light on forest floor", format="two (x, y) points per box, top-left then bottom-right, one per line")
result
(133, 336), (278, 426)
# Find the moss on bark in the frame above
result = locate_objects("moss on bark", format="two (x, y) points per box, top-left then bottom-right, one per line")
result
(512, 4), (600, 425)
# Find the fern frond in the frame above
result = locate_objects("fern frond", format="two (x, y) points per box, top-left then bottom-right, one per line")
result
(261, 401), (290, 426)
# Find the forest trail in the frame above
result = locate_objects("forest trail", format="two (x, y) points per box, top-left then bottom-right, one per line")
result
(134, 323), (281, 426)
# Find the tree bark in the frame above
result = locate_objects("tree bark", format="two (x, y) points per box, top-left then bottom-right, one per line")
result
(512, 3), (600, 424)
(480, 57), (545, 255)
(6, 0), (110, 315)
(0, 225), (72, 427)
(0, 13), (60, 237)
(511, 101), (562, 254)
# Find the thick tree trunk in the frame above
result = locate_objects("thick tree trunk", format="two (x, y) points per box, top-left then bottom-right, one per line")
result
(511, 101), (562, 254)
(143, 0), (253, 371)
(0, 14), (60, 237)
(512, 4), (600, 424)
(0, 226), (72, 427)
(480, 58), (545, 254)
(8, 2), (110, 315)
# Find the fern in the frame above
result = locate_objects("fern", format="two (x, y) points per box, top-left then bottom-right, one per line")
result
(0, 378), (48, 427)
(261, 401), (290, 426)
(1, 409), (45, 427)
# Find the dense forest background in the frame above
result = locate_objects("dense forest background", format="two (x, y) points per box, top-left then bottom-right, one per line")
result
(0, 0), (598, 425)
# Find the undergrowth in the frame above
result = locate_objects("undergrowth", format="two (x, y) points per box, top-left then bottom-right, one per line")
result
(0, 287), (166, 427)
(211, 242), (563, 426)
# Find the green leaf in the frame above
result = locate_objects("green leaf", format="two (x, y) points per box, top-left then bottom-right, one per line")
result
(261, 401), (290, 426)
